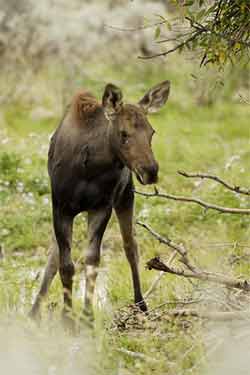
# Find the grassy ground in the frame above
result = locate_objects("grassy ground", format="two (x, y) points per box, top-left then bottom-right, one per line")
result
(0, 56), (250, 374)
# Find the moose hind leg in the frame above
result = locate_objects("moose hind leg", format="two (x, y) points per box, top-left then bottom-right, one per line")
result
(53, 209), (75, 318)
(115, 203), (147, 312)
(30, 234), (59, 319)
(84, 207), (112, 315)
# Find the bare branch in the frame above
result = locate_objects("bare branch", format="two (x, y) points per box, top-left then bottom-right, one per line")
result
(147, 298), (203, 316)
(137, 221), (186, 257)
(137, 222), (250, 293)
(135, 189), (250, 215)
(144, 250), (178, 300)
(146, 256), (250, 292)
(104, 20), (168, 33)
(178, 170), (250, 196)
(138, 30), (203, 60)
(156, 309), (250, 322)
(137, 220), (196, 272)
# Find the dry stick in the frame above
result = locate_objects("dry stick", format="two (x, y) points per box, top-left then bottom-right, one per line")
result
(146, 298), (203, 316)
(104, 20), (168, 32)
(135, 189), (250, 215)
(143, 250), (178, 300)
(137, 221), (199, 273)
(178, 170), (250, 196)
(137, 221), (250, 293)
(161, 309), (250, 322)
(146, 256), (250, 292)
(147, 300), (203, 322)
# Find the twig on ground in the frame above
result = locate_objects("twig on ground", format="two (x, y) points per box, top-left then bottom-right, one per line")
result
(160, 308), (250, 322)
(178, 170), (250, 196)
(147, 298), (203, 315)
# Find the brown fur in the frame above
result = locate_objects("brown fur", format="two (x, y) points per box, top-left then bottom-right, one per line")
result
(71, 90), (101, 124)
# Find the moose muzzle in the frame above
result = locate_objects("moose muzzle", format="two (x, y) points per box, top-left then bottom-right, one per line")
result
(135, 161), (159, 185)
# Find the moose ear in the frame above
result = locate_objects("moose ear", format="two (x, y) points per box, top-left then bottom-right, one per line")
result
(138, 80), (170, 113)
(102, 83), (123, 118)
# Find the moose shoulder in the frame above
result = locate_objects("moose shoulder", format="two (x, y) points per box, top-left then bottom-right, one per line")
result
(30, 80), (170, 321)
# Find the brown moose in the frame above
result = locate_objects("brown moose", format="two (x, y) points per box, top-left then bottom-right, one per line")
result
(30, 80), (170, 320)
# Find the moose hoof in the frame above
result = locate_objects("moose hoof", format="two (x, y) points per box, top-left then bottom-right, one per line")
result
(136, 299), (148, 313)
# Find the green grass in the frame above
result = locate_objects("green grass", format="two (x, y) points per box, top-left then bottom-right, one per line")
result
(0, 57), (250, 374)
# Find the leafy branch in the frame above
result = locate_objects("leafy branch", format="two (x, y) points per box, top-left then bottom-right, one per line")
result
(141, 0), (250, 65)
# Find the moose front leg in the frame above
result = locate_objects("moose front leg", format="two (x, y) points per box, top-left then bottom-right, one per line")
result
(84, 207), (112, 315)
(53, 208), (75, 319)
(115, 201), (147, 312)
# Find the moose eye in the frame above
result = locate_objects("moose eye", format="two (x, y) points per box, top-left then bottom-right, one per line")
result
(120, 130), (129, 145)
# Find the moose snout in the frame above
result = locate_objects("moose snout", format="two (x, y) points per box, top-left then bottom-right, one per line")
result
(140, 161), (159, 185)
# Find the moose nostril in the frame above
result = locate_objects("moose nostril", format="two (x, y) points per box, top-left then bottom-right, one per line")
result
(146, 163), (158, 177)
(143, 162), (159, 183)
(152, 162), (159, 176)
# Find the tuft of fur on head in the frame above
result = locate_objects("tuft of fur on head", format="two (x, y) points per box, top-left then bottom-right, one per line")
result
(72, 90), (101, 123)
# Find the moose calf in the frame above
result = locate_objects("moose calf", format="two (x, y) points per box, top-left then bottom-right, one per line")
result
(30, 80), (170, 320)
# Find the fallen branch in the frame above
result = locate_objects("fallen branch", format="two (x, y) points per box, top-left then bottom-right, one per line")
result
(135, 189), (250, 215)
(146, 256), (250, 293)
(154, 308), (250, 322)
(143, 250), (178, 300)
(178, 170), (250, 196)
(137, 221), (250, 293)
(137, 221), (196, 272)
